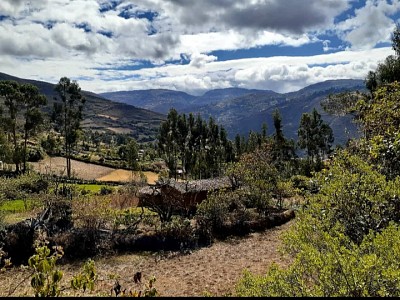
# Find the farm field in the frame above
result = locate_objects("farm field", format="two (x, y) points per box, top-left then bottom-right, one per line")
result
(0, 220), (293, 297)
(29, 157), (159, 184)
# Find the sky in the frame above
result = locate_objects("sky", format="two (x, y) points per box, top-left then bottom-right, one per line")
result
(0, 0), (400, 96)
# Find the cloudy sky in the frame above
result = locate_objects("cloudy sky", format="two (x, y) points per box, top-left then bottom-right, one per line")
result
(0, 0), (399, 96)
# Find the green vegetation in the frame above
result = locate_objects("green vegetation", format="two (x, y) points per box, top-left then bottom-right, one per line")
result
(233, 24), (400, 297)
(52, 77), (86, 178)
(0, 81), (47, 173)
(2, 24), (400, 299)
(0, 199), (35, 213)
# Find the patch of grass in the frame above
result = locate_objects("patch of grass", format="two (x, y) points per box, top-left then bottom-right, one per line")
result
(0, 199), (34, 213)
(76, 184), (115, 195)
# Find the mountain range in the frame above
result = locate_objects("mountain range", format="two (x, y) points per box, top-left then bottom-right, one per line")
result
(0, 71), (366, 146)
(100, 79), (367, 145)
(0, 72), (165, 143)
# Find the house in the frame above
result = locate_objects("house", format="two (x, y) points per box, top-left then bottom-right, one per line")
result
(138, 176), (233, 214)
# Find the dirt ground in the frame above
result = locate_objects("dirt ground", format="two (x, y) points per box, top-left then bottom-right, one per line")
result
(0, 220), (293, 297)
(30, 157), (159, 184)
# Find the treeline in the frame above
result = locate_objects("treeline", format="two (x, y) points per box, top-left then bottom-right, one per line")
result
(157, 106), (334, 180)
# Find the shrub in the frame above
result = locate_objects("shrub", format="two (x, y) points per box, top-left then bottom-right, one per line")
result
(234, 150), (400, 297)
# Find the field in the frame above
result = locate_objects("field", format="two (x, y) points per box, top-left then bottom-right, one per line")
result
(29, 157), (159, 184)
(0, 220), (293, 297)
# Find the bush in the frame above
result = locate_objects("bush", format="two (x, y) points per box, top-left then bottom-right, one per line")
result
(99, 186), (113, 195)
(157, 216), (197, 251)
(27, 147), (46, 162)
(234, 150), (400, 297)
(235, 221), (400, 297)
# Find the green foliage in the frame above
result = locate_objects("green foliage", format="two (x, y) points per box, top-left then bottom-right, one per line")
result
(112, 207), (147, 232)
(350, 82), (400, 178)
(158, 216), (197, 249)
(196, 189), (232, 232)
(226, 144), (278, 215)
(53, 77), (85, 178)
(28, 242), (64, 297)
(309, 151), (400, 244)
(321, 91), (363, 116)
(0, 80), (47, 173)
(236, 221), (400, 297)
(235, 149), (400, 297)
(0, 173), (49, 201)
(70, 259), (97, 294)
(157, 109), (234, 179)
(298, 108), (334, 163)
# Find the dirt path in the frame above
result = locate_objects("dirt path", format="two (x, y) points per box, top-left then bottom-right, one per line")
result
(0, 220), (293, 297)
(73, 220), (293, 297)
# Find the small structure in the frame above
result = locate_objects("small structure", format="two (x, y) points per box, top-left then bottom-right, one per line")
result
(138, 176), (233, 215)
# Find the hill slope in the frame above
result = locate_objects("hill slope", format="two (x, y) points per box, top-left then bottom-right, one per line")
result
(0, 73), (166, 142)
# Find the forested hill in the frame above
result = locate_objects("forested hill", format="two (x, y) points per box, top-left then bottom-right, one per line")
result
(101, 79), (366, 145)
(0, 72), (166, 143)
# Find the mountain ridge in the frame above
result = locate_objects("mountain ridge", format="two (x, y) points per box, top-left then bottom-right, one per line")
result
(0, 72), (366, 145)
(100, 78), (366, 144)
(0, 72), (166, 143)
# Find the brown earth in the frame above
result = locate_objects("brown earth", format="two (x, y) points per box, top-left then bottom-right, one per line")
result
(30, 157), (159, 184)
(97, 170), (159, 184)
(0, 220), (293, 297)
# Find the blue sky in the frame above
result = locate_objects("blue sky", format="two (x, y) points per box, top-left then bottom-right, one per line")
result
(0, 0), (399, 95)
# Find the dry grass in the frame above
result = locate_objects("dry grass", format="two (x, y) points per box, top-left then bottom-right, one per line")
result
(0, 220), (293, 297)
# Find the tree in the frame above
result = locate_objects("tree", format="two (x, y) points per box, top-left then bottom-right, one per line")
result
(271, 109), (296, 176)
(19, 84), (47, 173)
(297, 108), (333, 163)
(365, 23), (400, 93)
(0, 81), (23, 172)
(53, 77), (85, 178)
(157, 109), (234, 180)
(0, 81), (46, 173)
(126, 138), (139, 172)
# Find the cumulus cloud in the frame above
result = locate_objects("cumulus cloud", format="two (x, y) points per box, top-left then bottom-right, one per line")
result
(336, 0), (400, 49)
(0, 0), (48, 16)
(161, 0), (350, 34)
(189, 53), (217, 68)
(0, 0), (398, 97)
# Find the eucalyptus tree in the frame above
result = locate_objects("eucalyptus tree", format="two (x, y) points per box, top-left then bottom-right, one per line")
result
(298, 108), (334, 163)
(157, 109), (234, 180)
(0, 81), (22, 172)
(19, 84), (47, 173)
(52, 77), (85, 178)
(0, 81), (47, 173)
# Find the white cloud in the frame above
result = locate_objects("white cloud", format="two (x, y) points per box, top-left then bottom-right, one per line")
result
(189, 53), (217, 68)
(0, 0), (397, 97)
(336, 0), (400, 49)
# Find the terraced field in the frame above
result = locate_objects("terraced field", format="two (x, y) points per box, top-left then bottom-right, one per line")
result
(30, 157), (159, 183)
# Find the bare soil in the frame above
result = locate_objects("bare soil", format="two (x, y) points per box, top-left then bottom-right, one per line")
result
(30, 157), (159, 183)
(0, 220), (293, 297)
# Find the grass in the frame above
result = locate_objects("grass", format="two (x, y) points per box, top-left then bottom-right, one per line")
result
(0, 199), (43, 225)
(0, 199), (34, 213)
(76, 183), (115, 194)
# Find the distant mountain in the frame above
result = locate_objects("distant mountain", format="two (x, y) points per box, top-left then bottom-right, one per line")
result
(101, 79), (366, 145)
(0, 72), (165, 143)
(1, 72), (366, 146)
(100, 89), (196, 113)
